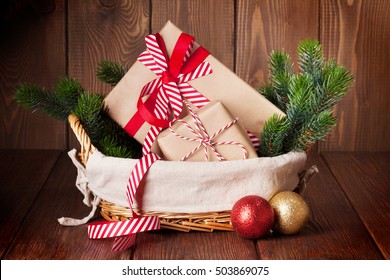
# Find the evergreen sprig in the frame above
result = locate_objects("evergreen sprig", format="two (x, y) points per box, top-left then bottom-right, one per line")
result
(99, 135), (137, 159)
(72, 92), (106, 143)
(258, 39), (354, 157)
(258, 114), (288, 157)
(54, 76), (84, 111)
(96, 60), (126, 86)
(14, 77), (83, 121)
(14, 76), (142, 159)
(259, 50), (294, 111)
(72, 92), (142, 159)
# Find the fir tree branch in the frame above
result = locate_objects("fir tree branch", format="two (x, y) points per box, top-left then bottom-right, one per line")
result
(282, 75), (314, 152)
(96, 60), (126, 86)
(298, 39), (324, 78)
(14, 82), (72, 121)
(14, 83), (48, 111)
(99, 108), (142, 158)
(257, 39), (353, 156)
(261, 50), (294, 111)
(258, 114), (288, 157)
(320, 60), (354, 110)
(293, 110), (337, 151)
(99, 135), (137, 159)
(72, 92), (105, 143)
(259, 85), (277, 105)
(72, 92), (142, 159)
(54, 76), (84, 110)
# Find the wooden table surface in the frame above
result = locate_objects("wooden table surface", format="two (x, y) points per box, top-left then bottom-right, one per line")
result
(0, 149), (389, 260)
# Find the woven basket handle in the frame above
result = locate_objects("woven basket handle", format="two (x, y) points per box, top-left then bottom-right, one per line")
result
(68, 114), (96, 166)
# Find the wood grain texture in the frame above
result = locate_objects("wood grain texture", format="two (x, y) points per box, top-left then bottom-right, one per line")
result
(0, 150), (61, 258)
(67, 0), (150, 148)
(256, 151), (383, 259)
(1, 0), (390, 152)
(236, 0), (319, 88)
(133, 231), (258, 260)
(151, 0), (235, 70)
(322, 152), (390, 259)
(319, 0), (390, 151)
(68, 0), (150, 94)
(3, 152), (132, 260)
(0, 0), (66, 149)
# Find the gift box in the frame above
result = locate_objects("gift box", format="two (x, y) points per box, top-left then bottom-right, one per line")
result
(157, 101), (258, 161)
(104, 21), (285, 147)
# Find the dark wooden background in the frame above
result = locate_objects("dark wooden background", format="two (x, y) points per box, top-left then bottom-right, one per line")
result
(1, 0), (389, 152)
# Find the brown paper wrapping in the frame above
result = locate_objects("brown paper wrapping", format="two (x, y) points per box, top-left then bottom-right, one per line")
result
(104, 21), (285, 145)
(157, 101), (258, 162)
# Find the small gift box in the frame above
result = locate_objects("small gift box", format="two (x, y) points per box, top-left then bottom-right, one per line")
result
(104, 21), (285, 148)
(157, 100), (258, 161)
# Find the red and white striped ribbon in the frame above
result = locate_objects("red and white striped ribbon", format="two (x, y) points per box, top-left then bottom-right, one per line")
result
(247, 131), (260, 149)
(137, 34), (213, 154)
(126, 153), (160, 205)
(87, 153), (161, 252)
(169, 100), (249, 162)
(88, 215), (160, 251)
(138, 35), (212, 116)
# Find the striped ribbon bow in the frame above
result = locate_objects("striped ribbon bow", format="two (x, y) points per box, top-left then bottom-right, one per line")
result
(87, 32), (213, 251)
(169, 100), (249, 162)
(125, 32), (213, 155)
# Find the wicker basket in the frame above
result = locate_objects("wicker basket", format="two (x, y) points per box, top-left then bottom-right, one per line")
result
(68, 114), (309, 232)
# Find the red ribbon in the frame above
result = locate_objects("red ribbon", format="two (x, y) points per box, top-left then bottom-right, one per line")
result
(125, 32), (212, 137)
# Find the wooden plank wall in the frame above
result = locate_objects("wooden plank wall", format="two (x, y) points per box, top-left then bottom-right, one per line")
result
(0, 0), (67, 149)
(1, 0), (389, 152)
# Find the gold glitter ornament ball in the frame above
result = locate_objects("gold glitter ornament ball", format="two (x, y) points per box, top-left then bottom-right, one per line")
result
(269, 191), (310, 235)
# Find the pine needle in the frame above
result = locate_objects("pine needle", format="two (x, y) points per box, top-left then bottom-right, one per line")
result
(258, 39), (354, 156)
(14, 82), (73, 121)
(96, 60), (126, 86)
(14, 76), (142, 159)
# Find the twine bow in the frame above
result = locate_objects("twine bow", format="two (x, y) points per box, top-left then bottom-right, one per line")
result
(169, 100), (249, 162)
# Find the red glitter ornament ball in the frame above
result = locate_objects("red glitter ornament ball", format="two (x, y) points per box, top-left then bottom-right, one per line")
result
(231, 195), (274, 239)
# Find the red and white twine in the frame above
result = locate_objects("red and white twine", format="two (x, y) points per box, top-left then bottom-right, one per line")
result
(169, 100), (249, 162)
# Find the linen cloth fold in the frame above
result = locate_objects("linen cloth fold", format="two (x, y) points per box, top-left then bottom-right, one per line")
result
(81, 150), (310, 213)
(57, 149), (100, 226)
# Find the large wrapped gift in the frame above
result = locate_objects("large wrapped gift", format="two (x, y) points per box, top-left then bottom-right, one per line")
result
(157, 100), (258, 161)
(104, 21), (284, 147)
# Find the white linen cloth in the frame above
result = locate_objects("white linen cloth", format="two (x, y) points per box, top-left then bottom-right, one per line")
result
(59, 149), (315, 225)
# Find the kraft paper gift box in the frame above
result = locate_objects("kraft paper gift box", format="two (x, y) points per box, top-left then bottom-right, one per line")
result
(104, 21), (284, 147)
(157, 101), (258, 161)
